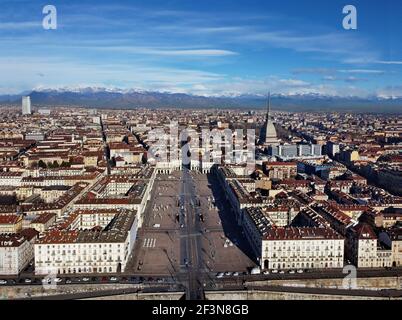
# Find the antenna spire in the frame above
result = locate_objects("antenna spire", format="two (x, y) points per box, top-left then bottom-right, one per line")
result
(267, 92), (271, 120)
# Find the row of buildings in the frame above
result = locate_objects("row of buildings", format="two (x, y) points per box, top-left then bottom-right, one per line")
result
(0, 109), (154, 276)
(216, 164), (402, 270)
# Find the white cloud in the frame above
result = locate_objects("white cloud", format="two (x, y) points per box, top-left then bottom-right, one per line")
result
(0, 56), (388, 98)
(0, 21), (40, 30)
(89, 46), (238, 57)
(323, 76), (337, 81)
(338, 69), (385, 74)
(293, 68), (333, 75)
(375, 85), (402, 99)
(233, 30), (379, 63)
(375, 60), (402, 65)
(278, 79), (310, 87)
(344, 76), (367, 83)
(0, 56), (225, 94)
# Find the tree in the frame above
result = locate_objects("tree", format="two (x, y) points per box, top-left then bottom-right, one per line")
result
(60, 161), (70, 168)
(48, 161), (59, 169)
(38, 160), (47, 169)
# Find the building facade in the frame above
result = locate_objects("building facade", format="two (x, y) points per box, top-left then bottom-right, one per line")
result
(22, 96), (31, 115)
(261, 228), (344, 270)
(34, 209), (138, 275)
(0, 229), (38, 275)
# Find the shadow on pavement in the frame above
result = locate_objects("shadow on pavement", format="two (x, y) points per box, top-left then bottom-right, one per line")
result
(206, 172), (258, 264)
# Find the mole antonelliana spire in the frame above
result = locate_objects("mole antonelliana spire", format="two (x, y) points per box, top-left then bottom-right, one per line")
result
(259, 91), (279, 146)
(266, 91), (271, 121)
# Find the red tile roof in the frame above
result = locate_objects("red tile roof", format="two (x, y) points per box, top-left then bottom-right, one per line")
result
(0, 215), (21, 225)
(264, 227), (343, 241)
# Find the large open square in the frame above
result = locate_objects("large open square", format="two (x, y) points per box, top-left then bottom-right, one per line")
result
(127, 171), (256, 278)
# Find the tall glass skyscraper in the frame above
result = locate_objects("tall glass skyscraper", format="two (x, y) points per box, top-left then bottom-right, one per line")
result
(22, 96), (31, 115)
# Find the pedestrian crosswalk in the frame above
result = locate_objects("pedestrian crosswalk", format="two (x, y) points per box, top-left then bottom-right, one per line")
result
(143, 238), (156, 248)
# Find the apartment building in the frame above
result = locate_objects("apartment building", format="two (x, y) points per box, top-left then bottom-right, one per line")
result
(34, 209), (138, 275)
(346, 223), (393, 268)
(264, 162), (297, 180)
(262, 227), (345, 270)
(30, 213), (57, 233)
(0, 215), (23, 233)
(0, 229), (38, 275)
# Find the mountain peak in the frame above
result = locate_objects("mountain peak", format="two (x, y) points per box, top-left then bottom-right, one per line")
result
(1, 86), (401, 112)
(32, 86), (148, 94)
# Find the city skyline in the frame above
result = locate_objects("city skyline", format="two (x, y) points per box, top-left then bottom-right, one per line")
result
(0, 105), (400, 301)
(0, 0), (401, 303)
(1, 0), (402, 100)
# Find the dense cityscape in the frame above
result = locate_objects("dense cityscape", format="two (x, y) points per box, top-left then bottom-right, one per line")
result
(0, 0), (401, 305)
(0, 96), (400, 300)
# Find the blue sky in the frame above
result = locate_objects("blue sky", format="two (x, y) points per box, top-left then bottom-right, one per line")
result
(0, 0), (402, 98)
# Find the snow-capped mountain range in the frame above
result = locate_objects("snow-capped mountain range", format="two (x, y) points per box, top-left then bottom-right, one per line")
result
(0, 87), (401, 112)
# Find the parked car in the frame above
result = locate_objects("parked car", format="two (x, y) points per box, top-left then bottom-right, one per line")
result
(216, 273), (224, 279)
(251, 267), (261, 275)
(271, 269), (279, 274)
(82, 277), (90, 282)
(110, 277), (118, 282)
(233, 272), (240, 277)
(0, 280), (7, 285)
(42, 277), (61, 284)
(129, 277), (141, 284)
(24, 279), (32, 284)
(263, 271), (270, 275)
(297, 269), (304, 274)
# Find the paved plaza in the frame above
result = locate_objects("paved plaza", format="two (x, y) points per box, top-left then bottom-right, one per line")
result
(127, 171), (256, 277)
